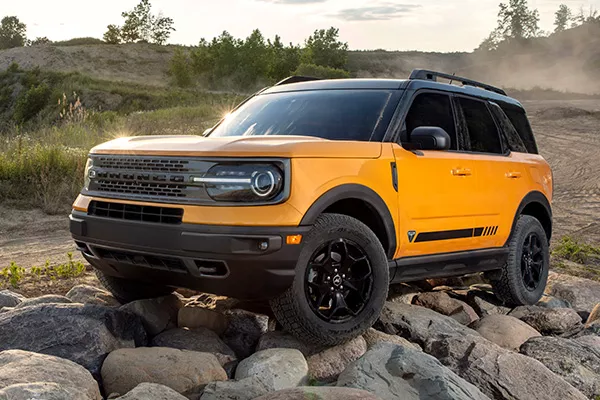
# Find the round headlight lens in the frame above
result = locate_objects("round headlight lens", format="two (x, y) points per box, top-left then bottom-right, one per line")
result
(251, 170), (277, 197)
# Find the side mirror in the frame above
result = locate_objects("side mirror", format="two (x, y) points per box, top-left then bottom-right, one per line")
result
(410, 127), (451, 151)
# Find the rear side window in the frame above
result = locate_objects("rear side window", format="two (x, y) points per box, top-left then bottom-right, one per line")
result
(501, 105), (538, 154)
(488, 102), (528, 153)
(459, 97), (503, 154)
(403, 93), (457, 150)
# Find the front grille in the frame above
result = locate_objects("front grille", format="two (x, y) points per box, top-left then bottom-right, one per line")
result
(96, 156), (190, 172)
(96, 180), (187, 198)
(94, 247), (187, 273)
(88, 201), (183, 224)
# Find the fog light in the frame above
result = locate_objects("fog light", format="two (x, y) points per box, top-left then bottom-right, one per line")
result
(258, 241), (269, 251)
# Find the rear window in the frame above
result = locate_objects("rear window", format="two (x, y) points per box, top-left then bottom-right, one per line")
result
(500, 105), (538, 154)
(209, 90), (398, 141)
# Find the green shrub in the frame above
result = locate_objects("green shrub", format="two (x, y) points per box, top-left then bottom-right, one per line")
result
(52, 37), (105, 46)
(168, 48), (193, 87)
(294, 63), (350, 79)
(13, 83), (51, 122)
(7, 62), (19, 73)
(553, 236), (600, 264)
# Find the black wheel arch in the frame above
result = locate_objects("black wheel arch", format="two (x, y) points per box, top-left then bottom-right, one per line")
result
(506, 191), (552, 245)
(300, 184), (397, 259)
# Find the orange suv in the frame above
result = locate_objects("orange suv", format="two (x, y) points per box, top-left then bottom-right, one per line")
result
(70, 70), (553, 345)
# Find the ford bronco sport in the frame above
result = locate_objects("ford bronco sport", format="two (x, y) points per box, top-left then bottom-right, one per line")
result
(70, 70), (552, 345)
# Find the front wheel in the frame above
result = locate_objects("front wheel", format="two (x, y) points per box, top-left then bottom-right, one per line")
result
(270, 213), (389, 346)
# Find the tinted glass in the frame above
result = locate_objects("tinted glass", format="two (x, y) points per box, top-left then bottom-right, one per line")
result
(501, 105), (538, 154)
(209, 90), (397, 141)
(488, 102), (528, 153)
(403, 93), (457, 150)
(459, 97), (503, 154)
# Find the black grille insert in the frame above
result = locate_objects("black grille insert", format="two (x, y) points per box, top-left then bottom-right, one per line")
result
(94, 247), (187, 273)
(96, 157), (190, 172)
(89, 201), (183, 224)
(96, 180), (187, 198)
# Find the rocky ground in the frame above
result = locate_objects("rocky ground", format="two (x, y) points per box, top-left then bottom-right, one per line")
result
(1, 271), (600, 400)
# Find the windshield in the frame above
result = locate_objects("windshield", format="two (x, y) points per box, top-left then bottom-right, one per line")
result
(209, 89), (399, 142)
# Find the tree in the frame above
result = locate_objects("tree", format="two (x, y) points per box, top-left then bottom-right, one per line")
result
(103, 24), (122, 44)
(119, 0), (175, 44)
(302, 27), (348, 69)
(268, 35), (301, 81)
(151, 13), (175, 45)
(496, 0), (540, 41)
(554, 4), (572, 32)
(30, 37), (51, 46)
(0, 16), (27, 50)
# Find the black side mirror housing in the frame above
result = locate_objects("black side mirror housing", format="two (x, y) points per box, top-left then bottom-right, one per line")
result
(409, 127), (451, 151)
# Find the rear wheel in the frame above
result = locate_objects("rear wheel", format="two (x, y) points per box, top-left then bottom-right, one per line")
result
(491, 215), (549, 306)
(94, 269), (174, 304)
(270, 213), (389, 346)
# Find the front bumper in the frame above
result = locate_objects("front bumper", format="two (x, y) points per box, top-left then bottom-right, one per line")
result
(70, 211), (310, 300)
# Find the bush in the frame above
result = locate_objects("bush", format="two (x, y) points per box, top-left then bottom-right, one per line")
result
(168, 48), (193, 87)
(294, 63), (350, 79)
(7, 62), (19, 73)
(553, 236), (600, 264)
(13, 83), (51, 123)
(52, 37), (105, 46)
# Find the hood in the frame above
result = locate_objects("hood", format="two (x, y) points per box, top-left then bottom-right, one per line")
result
(90, 135), (383, 159)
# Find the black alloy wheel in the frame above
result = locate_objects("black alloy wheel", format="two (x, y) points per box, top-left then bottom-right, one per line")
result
(521, 232), (544, 291)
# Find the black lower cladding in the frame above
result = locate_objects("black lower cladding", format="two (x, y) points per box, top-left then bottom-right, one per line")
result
(70, 210), (310, 300)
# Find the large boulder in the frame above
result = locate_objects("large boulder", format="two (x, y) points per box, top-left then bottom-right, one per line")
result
(254, 387), (383, 400)
(537, 294), (572, 309)
(0, 303), (146, 376)
(120, 294), (182, 336)
(363, 328), (422, 351)
(201, 377), (271, 400)
(509, 306), (582, 335)
(0, 350), (101, 400)
(257, 331), (323, 356)
(427, 334), (587, 400)
(413, 292), (479, 325)
(222, 309), (269, 358)
(14, 295), (72, 308)
(0, 290), (25, 308)
(464, 290), (511, 317)
(469, 315), (541, 351)
(387, 284), (422, 304)
(113, 383), (188, 400)
(337, 343), (490, 400)
(306, 336), (367, 383)
(547, 272), (600, 312)
(66, 284), (120, 307)
(235, 348), (308, 390)
(101, 347), (227, 398)
(178, 307), (229, 335)
(520, 336), (600, 398)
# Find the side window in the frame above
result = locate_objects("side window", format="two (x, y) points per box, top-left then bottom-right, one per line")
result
(500, 105), (538, 154)
(488, 102), (528, 153)
(458, 97), (503, 154)
(402, 93), (457, 150)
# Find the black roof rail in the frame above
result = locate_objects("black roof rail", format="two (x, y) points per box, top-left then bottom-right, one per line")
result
(275, 76), (322, 86)
(409, 69), (507, 96)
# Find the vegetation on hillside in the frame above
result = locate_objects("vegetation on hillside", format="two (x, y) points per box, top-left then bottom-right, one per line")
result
(103, 0), (175, 45)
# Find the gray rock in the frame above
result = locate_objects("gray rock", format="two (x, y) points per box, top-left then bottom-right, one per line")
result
(152, 328), (236, 370)
(537, 294), (572, 309)
(200, 376), (271, 400)
(363, 328), (422, 351)
(413, 291), (479, 325)
(427, 334), (587, 400)
(337, 342), (490, 400)
(469, 315), (541, 351)
(575, 335), (600, 350)
(465, 290), (511, 317)
(101, 347), (227, 398)
(254, 387), (383, 400)
(520, 336), (600, 398)
(306, 336), (367, 383)
(114, 383), (188, 400)
(222, 309), (269, 358)
(0, 290), (25, 308)
(387, 283), (422, 304)
(235, 348), (308, 390)
(257, 331), (323, 356)
(0, 350), (101, 400)
(121, 294), (182, 336)
(178, 306), (229, 335)
(66, 284), (121, 307)
(509, 306), (582, 335)
(14, 294), (72, 308)
(548, 272), (600, 312)
(0, 303), (146, 377)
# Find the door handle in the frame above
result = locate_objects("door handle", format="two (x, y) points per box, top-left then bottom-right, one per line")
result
(506, 171), (522, 179)
(451, 168), (472, 177)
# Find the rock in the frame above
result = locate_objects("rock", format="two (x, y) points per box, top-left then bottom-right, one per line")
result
(387, 283), (422, 304)
(470, 315), (541, 351)
(0, 303), (146, 377)
(257, 331), (323, 356)
(575, 335), (600, 350)
(363, 328), (422, 351)
(222, 309), (269, 358)
(337, 342), (490, 400)
(101, 347), (227, 398)
(520, 336), (600, 398)
(427, 334), (587, 400)
(235, 348), (308, 390)
(66, 284), (121, 307)
(306, 336), (367, 383)
(121, 294), (182, 336)
(152, 328), (236, 370)
(509, 306), (582, 335)
(254, 387), (383, 400)
(200, 377), (271, 400)
(587, 303), (600, 327)
(114, 383), (188, 400)
(413, 292), (479, 325)
(537, 294), (572, 309)
(0, 290), (25, 307)
(0, 350), (101, 400)
(465, 290), (511, 317)
(548, 272), (600, 312)
(14, 294), (72, 308)
(377, 302), (477, 346)
(178, 307), (229, 335)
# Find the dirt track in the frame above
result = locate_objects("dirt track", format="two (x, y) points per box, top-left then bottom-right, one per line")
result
(1, 99), (599, 269)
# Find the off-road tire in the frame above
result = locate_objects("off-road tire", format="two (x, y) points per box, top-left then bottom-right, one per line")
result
(491, 215), (550, 306)
(94, 269), (174, 304)
(270, 213), (389, 346)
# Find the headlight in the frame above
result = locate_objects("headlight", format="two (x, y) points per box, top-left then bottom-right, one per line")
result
(193, 164), (284, 202)
(83, 158), (93, 190)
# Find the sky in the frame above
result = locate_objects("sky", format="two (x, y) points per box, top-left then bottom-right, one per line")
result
(2, 0), (600, 52)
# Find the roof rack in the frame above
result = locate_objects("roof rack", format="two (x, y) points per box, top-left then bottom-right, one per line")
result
(409, 69), (507, 96)
(275, 76), (321, 86)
